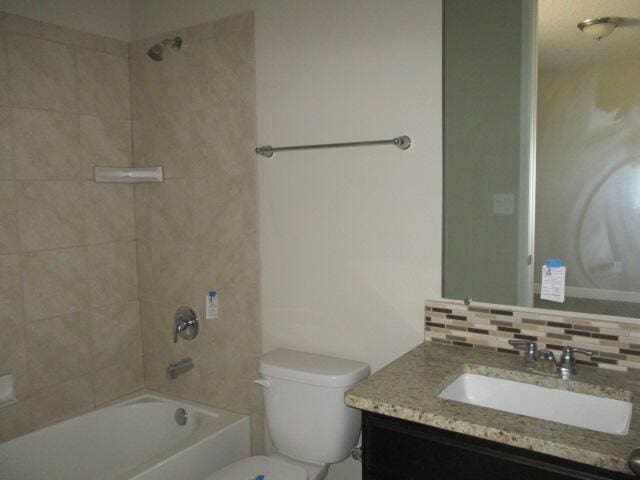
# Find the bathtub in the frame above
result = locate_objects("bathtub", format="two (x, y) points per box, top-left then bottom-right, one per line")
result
(0, 391), (250, 480)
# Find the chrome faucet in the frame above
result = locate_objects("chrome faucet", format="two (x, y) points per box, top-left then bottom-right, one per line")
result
(508, 340), (593, 378)
(167, 357), (194, 380)
(555, 345), (594, 377)
(508, 339), (539, 369)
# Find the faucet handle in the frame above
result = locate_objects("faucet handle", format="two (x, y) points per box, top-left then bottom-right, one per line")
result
(562, 345), (594, 358)
(557, 346), (594, 377)
(509, 339), (537, 355)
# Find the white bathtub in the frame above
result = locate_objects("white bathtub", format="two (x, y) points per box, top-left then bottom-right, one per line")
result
(0, 391), (250, 480)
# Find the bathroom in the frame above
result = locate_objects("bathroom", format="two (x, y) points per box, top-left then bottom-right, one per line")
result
(0, 0), (639, 479)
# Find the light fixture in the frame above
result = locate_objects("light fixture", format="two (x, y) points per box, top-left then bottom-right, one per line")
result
(577, 17), (623, 40)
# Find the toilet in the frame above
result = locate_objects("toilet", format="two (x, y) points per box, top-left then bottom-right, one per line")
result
(206, 348), (370, 480)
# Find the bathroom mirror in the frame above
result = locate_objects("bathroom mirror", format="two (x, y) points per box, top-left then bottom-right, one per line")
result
(443, 0), (640, 318)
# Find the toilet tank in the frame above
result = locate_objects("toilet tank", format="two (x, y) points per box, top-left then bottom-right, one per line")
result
(258, 349), (370, 465)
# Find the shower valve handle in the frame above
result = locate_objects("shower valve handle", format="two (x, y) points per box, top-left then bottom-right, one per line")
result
(173, 306), (199, 343)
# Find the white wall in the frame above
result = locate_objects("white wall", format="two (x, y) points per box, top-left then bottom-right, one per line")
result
(256, 0), (441, 363)
(134, 1), (443, 478)
(1, 0), (130, 40)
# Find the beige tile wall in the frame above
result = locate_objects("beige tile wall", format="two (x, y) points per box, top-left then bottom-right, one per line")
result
(130, 13), (263, 454)
(0, 12), (142, 442)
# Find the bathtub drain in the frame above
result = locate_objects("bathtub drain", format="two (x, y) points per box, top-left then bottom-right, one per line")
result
(175, 408), (188, 426)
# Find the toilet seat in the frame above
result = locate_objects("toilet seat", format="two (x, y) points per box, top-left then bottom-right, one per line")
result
(205, 456), (308, 480)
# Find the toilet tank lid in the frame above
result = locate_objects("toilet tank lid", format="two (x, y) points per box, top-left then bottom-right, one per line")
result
(259, 349), (370, 387)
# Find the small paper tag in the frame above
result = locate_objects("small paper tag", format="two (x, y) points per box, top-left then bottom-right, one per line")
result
(206, 291), (218, 320)
(540, 265), (566, 303)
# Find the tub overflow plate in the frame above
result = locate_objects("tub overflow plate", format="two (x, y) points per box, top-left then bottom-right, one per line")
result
(175, 408), (187, 426)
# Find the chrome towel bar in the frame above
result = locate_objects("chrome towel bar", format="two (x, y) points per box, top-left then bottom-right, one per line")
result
(255, 135), (411, 158)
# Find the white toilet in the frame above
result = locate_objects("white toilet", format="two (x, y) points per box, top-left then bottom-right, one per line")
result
(206, 348), (370, 480)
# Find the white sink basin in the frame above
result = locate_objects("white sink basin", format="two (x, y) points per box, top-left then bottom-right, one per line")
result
(439, 373), (632, 435)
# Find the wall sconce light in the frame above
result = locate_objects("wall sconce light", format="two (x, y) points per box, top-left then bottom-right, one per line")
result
(577, 17), (623, 40)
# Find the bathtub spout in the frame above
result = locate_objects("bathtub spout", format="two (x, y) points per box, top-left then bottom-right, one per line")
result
(167, 357), (194, 380)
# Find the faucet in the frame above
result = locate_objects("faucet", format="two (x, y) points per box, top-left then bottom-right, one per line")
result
(167, 357), (194, 380)
(508, 340), (593, 378)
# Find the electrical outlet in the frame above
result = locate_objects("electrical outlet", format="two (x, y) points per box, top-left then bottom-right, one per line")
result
(493, 194), (515, 215)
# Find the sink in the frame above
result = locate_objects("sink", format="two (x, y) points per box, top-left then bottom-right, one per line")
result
(439, 373), (632, 435)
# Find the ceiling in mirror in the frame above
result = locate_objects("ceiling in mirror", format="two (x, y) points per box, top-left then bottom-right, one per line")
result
(538, 0), (640, 69)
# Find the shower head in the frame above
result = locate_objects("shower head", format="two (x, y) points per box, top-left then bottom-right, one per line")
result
(146, 36), (183, 61)
(147, 43), (164, 61)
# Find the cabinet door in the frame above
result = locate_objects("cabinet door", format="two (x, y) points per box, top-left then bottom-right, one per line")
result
(362, 413), (630, 480)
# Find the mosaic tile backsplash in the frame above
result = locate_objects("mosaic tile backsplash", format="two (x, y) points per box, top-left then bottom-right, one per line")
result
(425, 300), (640, 372)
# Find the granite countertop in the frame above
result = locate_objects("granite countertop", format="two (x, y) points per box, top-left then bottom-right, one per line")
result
(345, 342), (640, 475)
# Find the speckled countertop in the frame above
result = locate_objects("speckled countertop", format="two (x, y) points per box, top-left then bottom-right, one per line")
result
(345, 342), (640, 475)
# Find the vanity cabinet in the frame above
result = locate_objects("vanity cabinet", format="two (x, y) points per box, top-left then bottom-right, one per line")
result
(361, 412), (634, 480)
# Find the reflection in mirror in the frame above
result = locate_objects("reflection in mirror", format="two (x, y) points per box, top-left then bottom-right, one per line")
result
(534, 1), (640, 317)
(443, 0), (640, 318)
(443, 0), (535, 307)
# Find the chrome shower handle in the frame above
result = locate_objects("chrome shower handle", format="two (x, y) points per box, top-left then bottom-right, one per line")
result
(173, 306), (199, 343)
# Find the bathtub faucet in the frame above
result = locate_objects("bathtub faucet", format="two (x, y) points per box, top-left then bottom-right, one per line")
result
(167, 357), (194, 380)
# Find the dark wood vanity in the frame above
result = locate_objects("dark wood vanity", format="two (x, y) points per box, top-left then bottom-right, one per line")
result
(361, 412), (634, 480)
(361, 411), (636, 480)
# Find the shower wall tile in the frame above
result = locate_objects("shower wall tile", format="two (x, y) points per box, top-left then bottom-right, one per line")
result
(150, 240), (196, 306)
(25, 312), (92, 390)
(94, 359), (144, 405)
(192, 175), (243, 246)
(0, 327), (28, 396)
(83, 182), (135, 243)
(0, 403), (32, 443)
(103, 38), (129, 58)
(17, 181), (84, 251)
(90, 301), (142, 370)
(132, 109), (190, 178)
(0, 107), (12, 178)
(0, 180), (18, 253)
(133, 12), (261, 450)
(0, 13), (142, 442)
(12, 108), (80, 179)
(6, 34), (76, 111)
(1, 14), (41, 36)
(187, 14), (254, 111)
(138, 301), (157, 357)
(78, 115), (132, 179)
(130, 42), (190, 119)
(21, 247), (88, 321)
(0, 254), (22, 330)
(87, 241), (138, 307)
(135, 240), (153, 300)
(0, 33), (8, 107)
(190, 141), (243, 178)
(191, 104), (245, 146)
(41, 23), (104, 50)
(0, 7), (259, 449)
(182, 21), (214, 43)
(149, 179), (193, 241)
(29, 375), (94, 429)
(77, 49), (130, 118)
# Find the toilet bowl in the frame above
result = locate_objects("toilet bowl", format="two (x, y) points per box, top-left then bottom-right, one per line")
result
(205, 349), (370, 480)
